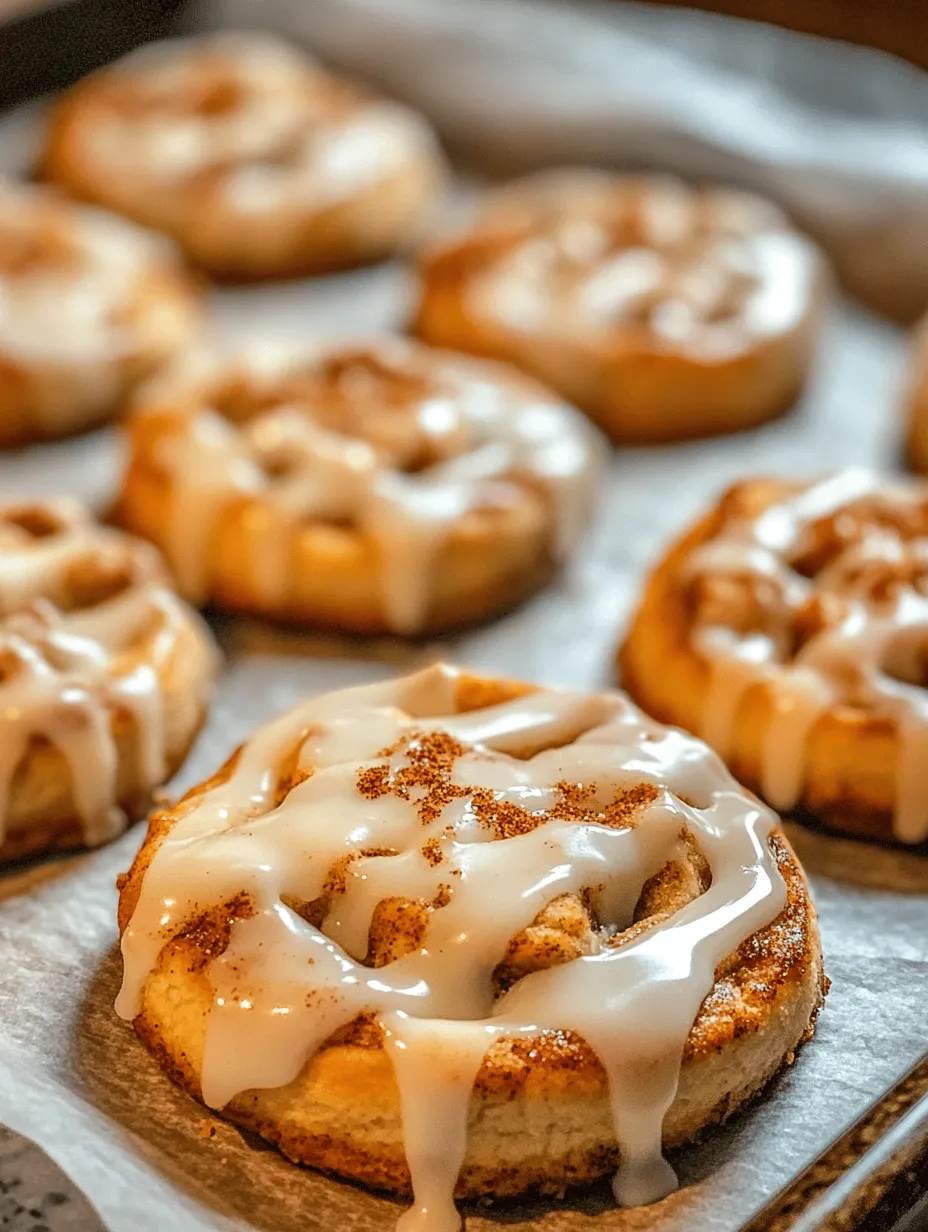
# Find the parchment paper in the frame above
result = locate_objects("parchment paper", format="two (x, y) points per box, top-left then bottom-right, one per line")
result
(1, 42), (928, 1224)
(0, 254), (925, 1231)
(204, 0), (928, 321)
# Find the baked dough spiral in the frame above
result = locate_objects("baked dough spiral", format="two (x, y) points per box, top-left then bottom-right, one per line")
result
(41, 33), (446, 279)
(412, 170), (826, 443)
(0, 181), (201, 447)
(115, 338), (602, 635)
(116, 664), (823, 1229)
(621, 470), (928, 845)
(0, 499), (218, 861)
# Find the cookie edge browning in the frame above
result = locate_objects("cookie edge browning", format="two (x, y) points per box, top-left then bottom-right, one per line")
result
(0, 235), (203, 448)
(113, 354), (592, 636)
(0, 593), (218, 862)
(410, 181), (828, 446)
(116, 670), (825, 1199)
(39, 58), (446, 280)
(618, 478), (915, 844)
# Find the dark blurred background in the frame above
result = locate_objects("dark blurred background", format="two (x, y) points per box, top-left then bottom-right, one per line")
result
(1, 0), (927, 112)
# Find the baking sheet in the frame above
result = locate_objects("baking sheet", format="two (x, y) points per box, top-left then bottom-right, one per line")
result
(0, 209), (927, 1231)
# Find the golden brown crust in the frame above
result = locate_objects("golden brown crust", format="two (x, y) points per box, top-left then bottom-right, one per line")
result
(125, 834), (822, 1199)
(40, 37), (445, 279)
(0, 184), (202, 447)
(0, 701), (207, 863)
(411, 173), (826, 444)
(114, 344), (592, 635)
(0, 501), (218, 861)
(118, 439), (552, 635)
(118, 669), (824, 1200)
(0, 615), (215, 862)
(619, 478), (928, 846)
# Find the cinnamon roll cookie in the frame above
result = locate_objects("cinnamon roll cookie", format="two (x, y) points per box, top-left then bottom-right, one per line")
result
(117, 664), (823, 1225)
(0, 181), (201, 447)
(620, 470), (928, 845)
(412, 170), (826, 443)
(115, 338), (602, 635)
(41, 33), (445, 279)
(0, 499), (217, 861)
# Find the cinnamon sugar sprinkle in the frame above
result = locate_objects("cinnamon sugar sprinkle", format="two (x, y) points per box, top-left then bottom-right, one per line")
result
(420, 836), (445, 866)
(356, 729), (658, 840)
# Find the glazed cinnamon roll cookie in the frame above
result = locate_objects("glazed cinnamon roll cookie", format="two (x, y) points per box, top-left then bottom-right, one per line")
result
(115, 338), (602, 635)
(0, 499), (218, 861)
(620, 470), (928, 846)
(117, 664), (824, 1225)
(41, 33), (445, 279)
(0, 181), (201, 447)
(412, 170), (826, 443)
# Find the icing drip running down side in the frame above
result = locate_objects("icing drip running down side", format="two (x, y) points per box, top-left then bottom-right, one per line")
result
(117, 663), (786, 1231)
(137, 340), (601, 632)
(686, 469), (928, 842)
(0, 499), (194, 846)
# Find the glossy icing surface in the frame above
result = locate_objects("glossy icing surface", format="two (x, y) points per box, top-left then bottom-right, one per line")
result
(136, 340), (601, 632)
(687, 470), (928, 842)
(452, 172), (818, 358)
(0, 500), (197, 846)
(0, 181), (189, 424)
(117, 663), (786, 1230)
(79, 33), (440, 211)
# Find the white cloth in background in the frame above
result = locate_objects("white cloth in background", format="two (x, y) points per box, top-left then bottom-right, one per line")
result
(201, 0), (928, 320)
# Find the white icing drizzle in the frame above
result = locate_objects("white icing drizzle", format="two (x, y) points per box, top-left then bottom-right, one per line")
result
(138, 340), (601, 632)
(686, 469), (928, 842)
(461, 174), (818, 357)
(82, 33), (439, 210)
(117, 663), (786, 1229)
(0, 499), (196, 847)
(0, 181), (192, 426)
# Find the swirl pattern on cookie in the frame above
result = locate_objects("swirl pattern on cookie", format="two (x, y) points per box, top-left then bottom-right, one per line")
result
(0, 181), (200, 445)
(117, 339), (602, 635)
(622, 469), (928, 844)
(0, 499), (216, 856)
(42, 33), (445, 277)
(413, 171), (824, 443)
(117, 664), (824, 1229)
